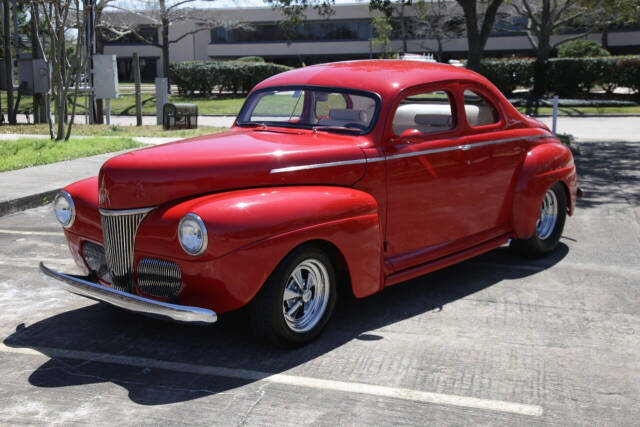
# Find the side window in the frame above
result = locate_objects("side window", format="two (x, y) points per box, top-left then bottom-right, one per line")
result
(315, 93), (347, 117)
(463, 89), (500, 127)
(392, 90), (455, 136)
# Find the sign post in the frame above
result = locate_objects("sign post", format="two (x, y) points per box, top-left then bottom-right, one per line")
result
(156, 77), (168, 126)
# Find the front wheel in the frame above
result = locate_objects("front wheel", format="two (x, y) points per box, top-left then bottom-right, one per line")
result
(248, 245), (337, 347)
(511, 182), (567, 258)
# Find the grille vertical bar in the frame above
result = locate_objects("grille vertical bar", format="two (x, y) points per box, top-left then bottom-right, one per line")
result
(100, 207), (153, 293)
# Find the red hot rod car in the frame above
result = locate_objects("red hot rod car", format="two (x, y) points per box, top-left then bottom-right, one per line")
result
(42, 60), (578, 346)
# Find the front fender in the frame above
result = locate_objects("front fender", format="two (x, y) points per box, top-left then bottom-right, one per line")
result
(512, 140), (577, 239)
(135, 186), (382, 312)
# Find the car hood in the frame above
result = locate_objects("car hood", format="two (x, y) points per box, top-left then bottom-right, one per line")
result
(98, 128), (367, 210)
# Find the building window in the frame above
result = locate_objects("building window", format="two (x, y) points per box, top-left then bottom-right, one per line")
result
(211, 20), (371, 44)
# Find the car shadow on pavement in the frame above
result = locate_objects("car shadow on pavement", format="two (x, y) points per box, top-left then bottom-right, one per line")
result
(3, 244), (568, 405)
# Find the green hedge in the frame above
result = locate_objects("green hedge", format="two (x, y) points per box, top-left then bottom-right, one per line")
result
(478, 56), (640, 97)
(170, 61), (292, 95)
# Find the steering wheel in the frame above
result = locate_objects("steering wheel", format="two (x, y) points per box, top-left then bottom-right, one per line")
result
(344, 122), (367, 131)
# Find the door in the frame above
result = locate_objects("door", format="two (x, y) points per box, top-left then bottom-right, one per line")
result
(384, 86), (474, 271)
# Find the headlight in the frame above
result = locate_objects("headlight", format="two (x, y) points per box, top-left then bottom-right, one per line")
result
(53, 191), (75, 228)
(178, 213), (208, 256)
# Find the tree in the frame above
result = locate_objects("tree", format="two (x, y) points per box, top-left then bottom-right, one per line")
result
(102, 0), (220, 80)
(455, 0), (505, 70)
(581, 0), (640, 48)
(369, 0), (412, 53)
(370, 15), (393, 58)
(413, 0), (465, 62)
(511, 0), (599, 96)
(32, 0), (92, 140)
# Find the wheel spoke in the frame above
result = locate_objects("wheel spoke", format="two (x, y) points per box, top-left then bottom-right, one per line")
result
(292, 270), (305, 290)
(284, 288), (302, 301)
(286, 300), (303, 318)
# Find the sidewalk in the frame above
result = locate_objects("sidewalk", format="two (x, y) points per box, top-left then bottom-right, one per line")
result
(14, 114), (236, 128)
(12, 114), (638, 141)
(0, 150), (131, 216)
(537, 116), (640, 142)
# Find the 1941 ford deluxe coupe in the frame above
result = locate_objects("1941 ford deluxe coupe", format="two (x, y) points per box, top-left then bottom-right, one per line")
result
(41, 60), (579, 346)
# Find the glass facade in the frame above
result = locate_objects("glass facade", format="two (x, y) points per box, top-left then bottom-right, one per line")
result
(212, 20), (371, 43)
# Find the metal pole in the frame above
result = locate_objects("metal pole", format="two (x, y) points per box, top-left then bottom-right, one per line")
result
(155, 77), (168, 126)
(552, 95), (559, 134)
(105, 98), (110, 125)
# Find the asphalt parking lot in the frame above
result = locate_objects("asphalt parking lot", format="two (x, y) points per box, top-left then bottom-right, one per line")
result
(0, 140), (638, 425)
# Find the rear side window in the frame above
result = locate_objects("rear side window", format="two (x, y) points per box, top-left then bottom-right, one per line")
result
(392, 90), (455, 136)
(463, 89), (500, 127)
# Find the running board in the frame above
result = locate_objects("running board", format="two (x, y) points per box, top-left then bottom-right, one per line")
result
(384, 235), (509, 287)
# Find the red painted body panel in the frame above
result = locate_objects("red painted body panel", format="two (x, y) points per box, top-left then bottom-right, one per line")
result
(57, 60), (578, 315)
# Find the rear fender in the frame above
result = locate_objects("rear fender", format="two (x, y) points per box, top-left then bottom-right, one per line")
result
(512, 140), (577, 239)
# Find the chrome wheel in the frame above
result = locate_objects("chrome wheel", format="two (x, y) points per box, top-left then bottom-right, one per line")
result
(536, 188), (558, 240)
(282, 258), (330, 333)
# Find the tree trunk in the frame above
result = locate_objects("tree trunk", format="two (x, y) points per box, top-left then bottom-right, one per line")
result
(399, 1), (407, 54)
(161, 16), (170, 81)
(601, 25), (609, 50)
(133, 52), (142, 126)
(2, 0), (16, 124)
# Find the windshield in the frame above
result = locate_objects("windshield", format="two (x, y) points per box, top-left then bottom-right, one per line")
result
(237, 86), (380, 134)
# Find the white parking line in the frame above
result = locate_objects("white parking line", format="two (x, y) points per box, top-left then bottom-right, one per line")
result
(0, 229), (63, 236)
(0, 343), (542, 417)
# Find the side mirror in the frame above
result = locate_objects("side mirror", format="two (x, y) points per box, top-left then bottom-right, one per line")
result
(390, 128), (422, 145)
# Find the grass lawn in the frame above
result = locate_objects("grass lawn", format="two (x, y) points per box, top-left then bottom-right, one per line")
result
(0, 137), (145, 172)
(0, 124), (227, 137)
(1, 93), (245, 116)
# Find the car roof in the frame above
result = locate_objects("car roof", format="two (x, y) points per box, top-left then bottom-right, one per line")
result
(252, 59), (490, 99)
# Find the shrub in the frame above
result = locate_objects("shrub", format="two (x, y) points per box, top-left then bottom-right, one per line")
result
(557, 40), (610, 58)
(477, 56), (640, 97)
(170, 60), (292, 96)
(477, 58), (533, 96)
(236, 56), (265, 62)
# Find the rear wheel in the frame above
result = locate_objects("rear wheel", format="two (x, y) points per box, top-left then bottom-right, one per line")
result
(248, 245), (337, 347)
(511, 182), (567, 258)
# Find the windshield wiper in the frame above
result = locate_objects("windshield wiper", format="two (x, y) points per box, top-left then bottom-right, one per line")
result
(238, 122), (267, 128)
(312, 125), (362, 134)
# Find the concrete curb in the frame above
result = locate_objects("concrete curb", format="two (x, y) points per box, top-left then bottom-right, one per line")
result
(0, 190), (57, 218)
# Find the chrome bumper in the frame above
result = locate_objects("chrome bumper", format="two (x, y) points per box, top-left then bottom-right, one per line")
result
(39, 262), (217, 325)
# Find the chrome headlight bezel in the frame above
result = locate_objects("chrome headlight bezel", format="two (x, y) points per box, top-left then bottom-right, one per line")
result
(178, 213), (208, 257)
(53, 190), (76, 228)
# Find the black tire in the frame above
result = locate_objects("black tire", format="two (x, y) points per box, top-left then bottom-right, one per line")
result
(247, 244), (337, 347)
(511, 182), (567, 258)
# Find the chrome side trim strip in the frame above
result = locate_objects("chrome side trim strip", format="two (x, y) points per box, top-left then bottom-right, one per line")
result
(270, 158), (368, 174)
(269, 134), (547, 174)
(39, 262), (217, 325)
(99, 206), (156, 216)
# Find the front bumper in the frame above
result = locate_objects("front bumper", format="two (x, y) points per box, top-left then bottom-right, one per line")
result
(39, 262), (217, 325)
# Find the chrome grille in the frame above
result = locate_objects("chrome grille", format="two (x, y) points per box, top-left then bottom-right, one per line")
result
(137, 258), (182, 298)
(100, 207), (153, 293)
